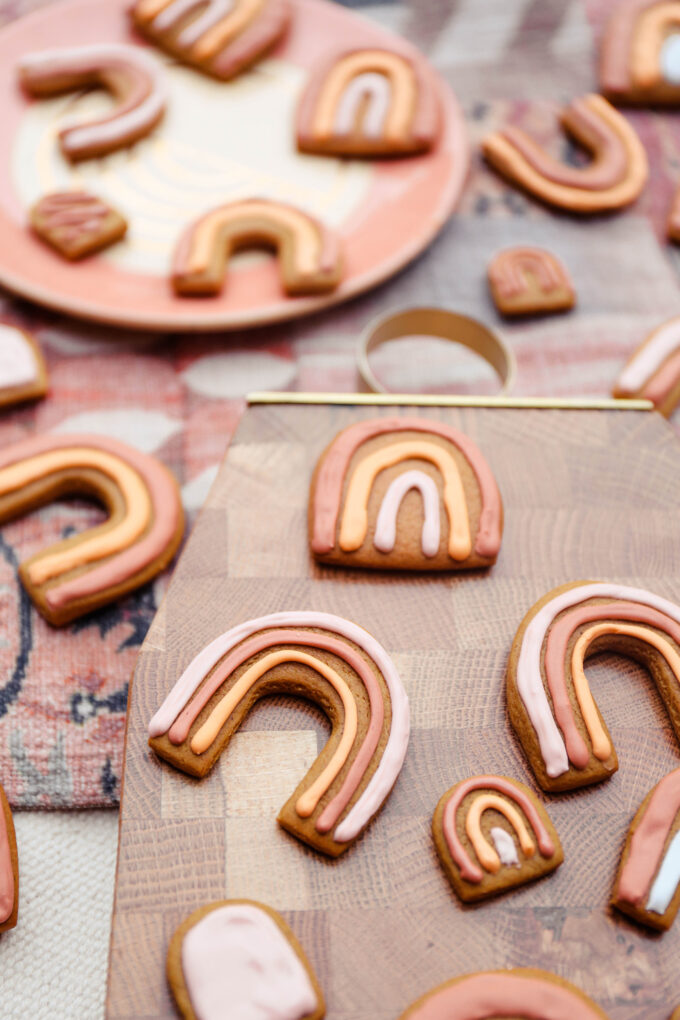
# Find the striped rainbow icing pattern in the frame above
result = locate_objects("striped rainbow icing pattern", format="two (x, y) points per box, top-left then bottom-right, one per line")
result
(600, 0), (680, 102)
(171, 198), (343, 296)
(131, 0), (290, 80)
(310, 417), (503, 568)
(148, 611), (410, 854)
(18, 44), (167, 161)
(613, 768), (680, 930)
(296, 47), (440, 155)
(614, 314), (680, 414)
(0, 433), (182, 624)
(509, 581), (680, 786)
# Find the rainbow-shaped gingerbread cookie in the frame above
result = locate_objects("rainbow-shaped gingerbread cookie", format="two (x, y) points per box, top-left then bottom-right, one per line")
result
(296, 47), (440, 157)
(148, 611), (409, 856)
(600, 0), (680, 105)
(613, 768), (680, 931)
(0, 433), (183, 625)
(487, 247), (575, 317)
(507, 581), (680, 791)
(483, 94), (648, 213)
(309, 417), (503, 571)
(432, 775), (563, 902)
(613, 314), (680, 415)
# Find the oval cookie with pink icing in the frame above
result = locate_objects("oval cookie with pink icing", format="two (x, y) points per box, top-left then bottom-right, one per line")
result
(308, 417), (503, 571)
(131, 0), (291, 81)
(432, 774), (563, 903)
(0, 433), (184, 626)
(167, 900), (325, 1020)
(612, 767), (680, 931)
(172, 198), (343, 297)
(0, 782), (18, 933)
(399, 969), (610, 1020)
(296, 47), (441, 157)
(482, 94), (648, 213)
(18, 44), (167, 161)
(148, 611), (409, 856)
(30, 192), (127, 261)
(487, 247), (575, 317)
(0, 325), (47, 410)
(600, 0), (680, 105)
(507, 580), (680, 792)
(613, 314), (680, 415)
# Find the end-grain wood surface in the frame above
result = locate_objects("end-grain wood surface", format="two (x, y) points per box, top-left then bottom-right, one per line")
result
(107, 402), (680, 1020)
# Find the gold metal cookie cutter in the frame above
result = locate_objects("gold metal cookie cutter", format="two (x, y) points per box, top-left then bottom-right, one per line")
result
(357, 307), (517, 396)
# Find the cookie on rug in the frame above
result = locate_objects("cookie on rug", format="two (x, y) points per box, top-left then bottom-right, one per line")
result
(507, 581), (680, 792)
(398, 969), (610, 1019)
(0, 325), (48, 409)
(148, 610), (409, 856)
(613, 314), (680, 416)
(131, 0), (291, 81)
(296, 47), (440, 157)
(18, 44), (166, 161)
(612, 768), (680, 932)
(487, 247), (575, 317)
(432, 774), (563, 902)
(0, 433), (184, 626)
(600, 0), (680, 106)
(167, 900), (325, 1020)
(482, 94), (648, 213)
(308, 417), (503, 571)
(30, 193), (127, 261)
(171, 198), (343, 296)
(0, 783), (18, 933)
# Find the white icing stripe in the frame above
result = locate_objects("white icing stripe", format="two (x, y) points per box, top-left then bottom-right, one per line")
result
(181, 904), (318, 1020)
(661, 35), (680, 86)
(148, 611), (410, 842)
(490, 826), (520, 867)
(19, 44), (167, 153)
(373, 469), (440, 557)
(517, 583), (680, 778)
(646, 830), (680, 914)
(334, 71), (391, 138)
(617, 316), (680, 393)
(0, 327), (39, 389)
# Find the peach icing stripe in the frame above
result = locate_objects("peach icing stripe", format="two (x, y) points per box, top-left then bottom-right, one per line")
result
(489, 248), (565, 299)
(617, 316), (680, 394)
(631, 2), (680, 88)
(311, 417), (501, 559)
(0, 448), (150, 586)
(464, 793), (535, 874)
(617, 768), (680, 907)
(167, 628), (385, 835)
(148, 612), (409, 843)
(0, 800), (14, 925)
(542, 599), (680, 770)
(516, 584), (680, 778)
(0, 434), (180, 610)
(338, 439), (471, 559)
(190, 649), (358, 817)
(441, 776), (554, 884)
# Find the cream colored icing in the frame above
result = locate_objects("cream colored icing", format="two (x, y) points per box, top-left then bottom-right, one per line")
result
(0, 326), (38, 389)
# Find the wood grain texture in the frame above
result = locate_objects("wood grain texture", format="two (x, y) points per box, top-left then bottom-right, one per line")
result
(107, 403), (680, 1019)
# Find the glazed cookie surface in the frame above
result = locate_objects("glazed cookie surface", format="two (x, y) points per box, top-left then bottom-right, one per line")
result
(432, 774), (563, 902)
(0, 325), (48, 409)
(0, 783), (18, 933)
(18, 43), (166, 161)
(148, 611), (409, 856)
(612, 767), (680, 931)
(600, 0), (680, 105)
(398, 968), (610, 1019)
(482, 94), (648, 213)
(296, 47), (440, 157)
(172, 199), (343, 297)
(487, 247), (575, 317)
(0, 433), (184, 625)
(613, 314), (680, 415)
(30, 192), (127, 261)
(308, 417), (503, 571)
(507, 581), (680, 792)
(131, 0), (291, 81)
(167, 899), (325, 1020)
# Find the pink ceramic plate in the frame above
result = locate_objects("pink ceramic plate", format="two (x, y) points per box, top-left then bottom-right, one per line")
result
(0, 0), (469, 332)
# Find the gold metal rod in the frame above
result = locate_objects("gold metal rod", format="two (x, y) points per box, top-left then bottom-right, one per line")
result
(247, 391), (654, 410)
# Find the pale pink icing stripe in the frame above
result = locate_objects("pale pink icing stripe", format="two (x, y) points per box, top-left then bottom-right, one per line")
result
(0, 327), (39, 389)
(333, 71), (391, 137)
(373, 469), (440, 557)
(148, 611), (409, 843)
(311, 417), (502, 558)
(642, 348), (680, 408)
(166, 627), (385, 835)
(0, 433), (181, 609)
(617, 768), (680, 907)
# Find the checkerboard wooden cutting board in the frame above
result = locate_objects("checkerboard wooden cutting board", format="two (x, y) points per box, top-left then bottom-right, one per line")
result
(106, 398), (680, 1019)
